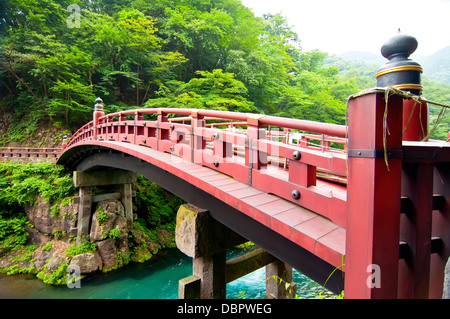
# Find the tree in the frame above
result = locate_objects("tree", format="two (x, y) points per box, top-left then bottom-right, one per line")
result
(161, 5), (233, 81)
(0, 0), (364, 144)
(146, 69), (255, 113)
(0, 0), (189, 133)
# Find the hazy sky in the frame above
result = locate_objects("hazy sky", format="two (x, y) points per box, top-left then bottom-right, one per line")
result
(241, 0), (450, 57)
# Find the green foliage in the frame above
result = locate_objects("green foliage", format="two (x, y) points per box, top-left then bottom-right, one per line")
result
(132, 217), (176, 249)
(108, 228), (121, 239)
(134, 176), (185, 228)
(0, 163), (76, 212)
(3, 0), (446, 144)
(103, 249), (131, 273)
(421, 47), (450, 85)
(65, 241), (98, 258)
(1, 0), (362, 137)
(0, 213), (31, 251)
(1, 263), (37, 275)
(37, 262), (69, 285)
(0, 0), (187, 135)
(96, 211), (109, 225)
(0, 163), (77, 262)
(146, 69), (256, 112)
(422, 78), (450, 141)
(132, 218), (159, 245)
(129, 219), (156, 263)
(1, 245), (38, 275)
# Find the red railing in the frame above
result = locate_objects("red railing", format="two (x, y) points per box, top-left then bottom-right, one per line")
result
(0, 147), (61, 159)
(65, 108), (349, 228)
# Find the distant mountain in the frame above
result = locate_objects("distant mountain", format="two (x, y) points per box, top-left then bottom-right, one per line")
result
(338, 51), (385, 66)
(324, 49), (450, 141)
(334, 47), (450, 85)
(417, 46), (450, 85)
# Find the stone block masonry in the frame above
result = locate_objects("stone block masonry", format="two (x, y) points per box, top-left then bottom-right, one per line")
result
(73, 169), (137, 245)
(176, 204), (296, 299)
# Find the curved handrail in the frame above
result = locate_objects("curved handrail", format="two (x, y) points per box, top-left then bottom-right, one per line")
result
(96, 108), (347, 138)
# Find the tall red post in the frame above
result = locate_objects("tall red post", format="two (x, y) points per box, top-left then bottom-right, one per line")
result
(345, 92), (404, 298)
(93, 97), (105, 140)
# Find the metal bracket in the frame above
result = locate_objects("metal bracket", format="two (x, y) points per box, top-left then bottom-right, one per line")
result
(347, 149), (403, 159)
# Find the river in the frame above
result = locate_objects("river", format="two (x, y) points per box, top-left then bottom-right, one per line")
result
(0, 247), (332, 299)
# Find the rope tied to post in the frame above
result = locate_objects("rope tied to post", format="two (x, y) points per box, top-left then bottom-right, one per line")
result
(346, 86), (450, 171)
(347, 86), (449, 141)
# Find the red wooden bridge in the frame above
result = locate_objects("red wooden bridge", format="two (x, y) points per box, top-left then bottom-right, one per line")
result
(57, 91), (450, 299)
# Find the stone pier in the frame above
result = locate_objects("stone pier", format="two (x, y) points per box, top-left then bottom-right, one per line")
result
(176, 204), (296, 299)
(73, 169), (137, 244)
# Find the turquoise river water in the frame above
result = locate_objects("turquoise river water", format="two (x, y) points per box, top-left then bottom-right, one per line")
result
(0, 247), (331, 299)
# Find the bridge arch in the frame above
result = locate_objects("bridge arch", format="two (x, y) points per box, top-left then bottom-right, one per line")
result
(57, 142), (345, 294)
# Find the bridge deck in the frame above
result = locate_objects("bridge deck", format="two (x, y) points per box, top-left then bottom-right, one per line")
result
(81, 140), (346, 271)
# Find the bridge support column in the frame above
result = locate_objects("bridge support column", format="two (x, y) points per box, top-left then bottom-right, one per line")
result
(176, 204), (297, 299)
(121, 183), (133, 222)
(345, 92), (404, 299)
(176, 204), (245, 299)
(266, 261), (297, 299)
(77, 186), (92, 244)
(73, 170), (137, 245)
(193, 252), (227, 299)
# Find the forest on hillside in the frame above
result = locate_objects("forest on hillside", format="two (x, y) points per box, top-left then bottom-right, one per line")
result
(0, 0), (448, 142)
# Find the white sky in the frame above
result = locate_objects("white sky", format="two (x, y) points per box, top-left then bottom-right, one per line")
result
(241, 0), (450, 57)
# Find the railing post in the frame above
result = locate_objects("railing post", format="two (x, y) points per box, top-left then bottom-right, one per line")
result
(156, 109), (169, 152)
(61, 135), (68, 151)
(93, 97), (105, 140)
(245, 115), (267, 185)
(345, 92), (404, 299)
(191, 110), (206, 164)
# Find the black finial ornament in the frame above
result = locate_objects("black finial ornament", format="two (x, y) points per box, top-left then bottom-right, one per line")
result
(95, 97), (104, 112)
(376, 31), (423, 95)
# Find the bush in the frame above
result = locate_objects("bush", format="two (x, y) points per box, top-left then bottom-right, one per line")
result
(96, 211), (108, 225)
(65, 241), (98, 258)
(108, 229), (121, 239)
(37, 263), (69, 285)
(0, 213), (31, 251)
(134, 176), (185, 228)
(0, 163), (76, 210)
